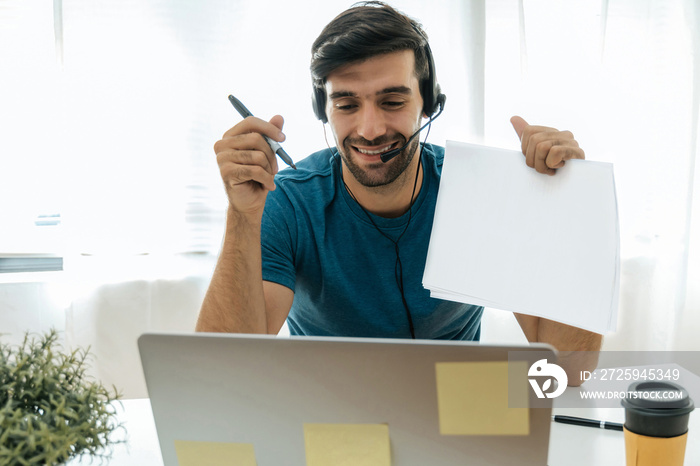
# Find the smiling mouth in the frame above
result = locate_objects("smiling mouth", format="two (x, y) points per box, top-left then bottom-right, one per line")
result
(353, 143), (397, 156)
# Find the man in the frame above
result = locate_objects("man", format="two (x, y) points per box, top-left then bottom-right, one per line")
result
(197, 2), (601, 384)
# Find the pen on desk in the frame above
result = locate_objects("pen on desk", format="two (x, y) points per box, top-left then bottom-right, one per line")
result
(228, 94), (297, 170)
(552, 415), (623, 432)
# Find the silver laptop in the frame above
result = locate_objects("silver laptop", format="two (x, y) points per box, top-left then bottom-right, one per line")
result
(138, 333), (556, 465)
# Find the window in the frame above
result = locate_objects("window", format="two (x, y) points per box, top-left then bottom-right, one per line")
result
(0, 1), (65, 272)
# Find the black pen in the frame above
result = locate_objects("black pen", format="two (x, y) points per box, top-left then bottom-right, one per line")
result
(228, 94), (297, 170)
(552, 415), (623, 431)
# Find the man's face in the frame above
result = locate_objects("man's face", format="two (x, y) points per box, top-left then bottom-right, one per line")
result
(324, 50), (424, 188)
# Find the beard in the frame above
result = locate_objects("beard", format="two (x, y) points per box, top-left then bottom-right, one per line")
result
(338, 133), (420, 188)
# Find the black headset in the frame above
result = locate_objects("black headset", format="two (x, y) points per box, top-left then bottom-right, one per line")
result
(311, 28), (446, 125)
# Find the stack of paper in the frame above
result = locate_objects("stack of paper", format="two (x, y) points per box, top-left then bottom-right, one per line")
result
(423, 141), (619, 334)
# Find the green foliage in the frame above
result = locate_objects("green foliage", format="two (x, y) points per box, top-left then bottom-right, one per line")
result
(0, 330), (122, 465)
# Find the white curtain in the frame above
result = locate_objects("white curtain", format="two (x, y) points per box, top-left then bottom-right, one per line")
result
(487, 0), (700, 351)
(679, 0), (700, 351)
(2, 0), (699, 380)
(410, 0), (700, 351)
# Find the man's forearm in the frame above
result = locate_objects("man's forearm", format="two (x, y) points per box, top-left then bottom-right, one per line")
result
(196, 208), (268, 334)
(514, 313), (602, 386)
(538, 318), (602, 386)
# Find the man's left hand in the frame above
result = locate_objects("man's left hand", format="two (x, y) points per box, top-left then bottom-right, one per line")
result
(511, 115), (585, 175)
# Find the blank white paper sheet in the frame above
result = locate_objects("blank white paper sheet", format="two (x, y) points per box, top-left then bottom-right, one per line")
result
(423, 141), (619, 334)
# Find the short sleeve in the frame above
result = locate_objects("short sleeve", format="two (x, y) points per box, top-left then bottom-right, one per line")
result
(260, 186), (297, 291)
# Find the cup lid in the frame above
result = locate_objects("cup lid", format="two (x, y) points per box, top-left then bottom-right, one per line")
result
(621, 381), (695, 414)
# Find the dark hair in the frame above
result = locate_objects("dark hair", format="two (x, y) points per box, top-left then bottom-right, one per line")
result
(310, 2), (430, 90)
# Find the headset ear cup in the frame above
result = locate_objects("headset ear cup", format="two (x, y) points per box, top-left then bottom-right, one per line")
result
(312, 87), (328, 123)
(421, 40), (444, 117)
(421, 80), (434, 117)
(421, 80), (445, 118)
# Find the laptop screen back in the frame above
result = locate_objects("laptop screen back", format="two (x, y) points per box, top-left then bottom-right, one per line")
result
(138, 333), (555, 465)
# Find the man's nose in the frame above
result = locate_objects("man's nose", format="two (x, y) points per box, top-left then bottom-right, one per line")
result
(356, 104), (386, 142)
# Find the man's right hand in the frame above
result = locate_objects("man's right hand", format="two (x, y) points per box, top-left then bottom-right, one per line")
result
(199, 114), (293, 335)
(214, 115), (285, 215)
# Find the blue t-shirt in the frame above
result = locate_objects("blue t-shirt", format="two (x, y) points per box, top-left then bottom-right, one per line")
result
(261, 143), (483, 340)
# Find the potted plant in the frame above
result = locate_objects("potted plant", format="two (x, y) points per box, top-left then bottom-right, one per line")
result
(0, 330), (122, 465)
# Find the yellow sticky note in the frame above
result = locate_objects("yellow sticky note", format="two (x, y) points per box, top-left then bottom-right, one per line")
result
(174, 440), (257, 466)
(303, 423), (391, 466)
(435, 361), (529, 436)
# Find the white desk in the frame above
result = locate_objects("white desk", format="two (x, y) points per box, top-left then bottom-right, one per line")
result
(70, 392), (699, 466)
